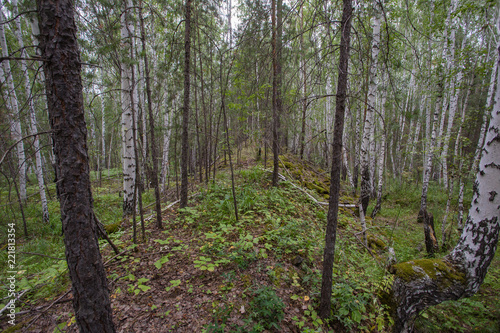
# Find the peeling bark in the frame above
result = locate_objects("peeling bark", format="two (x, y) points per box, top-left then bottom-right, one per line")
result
(387, 20), (500, 331)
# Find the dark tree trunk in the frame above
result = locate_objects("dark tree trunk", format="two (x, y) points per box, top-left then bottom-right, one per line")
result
(319, 0), (352, 319)
(271, 0), (279, 187)
(36, 0), (115, 331)
(180, 0), (191, 208)
(139, 1), (162, 229)
(418, 209), (439, 255)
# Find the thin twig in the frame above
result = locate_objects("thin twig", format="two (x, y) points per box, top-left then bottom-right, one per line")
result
(23, 289), (71, 331)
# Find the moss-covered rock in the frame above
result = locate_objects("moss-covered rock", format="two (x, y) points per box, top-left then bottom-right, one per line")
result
(367, 234), (387, 251)
(105, 222), (121, 234)
(391, 258), (466, 289)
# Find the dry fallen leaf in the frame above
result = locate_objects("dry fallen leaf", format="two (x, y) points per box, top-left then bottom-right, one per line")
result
(239, 305), (245, 314)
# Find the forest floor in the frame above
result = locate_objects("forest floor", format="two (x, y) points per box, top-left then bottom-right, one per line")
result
(1, 152), (499, 332)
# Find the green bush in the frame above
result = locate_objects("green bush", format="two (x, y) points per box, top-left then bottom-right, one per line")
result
(249, 286), (285, 331)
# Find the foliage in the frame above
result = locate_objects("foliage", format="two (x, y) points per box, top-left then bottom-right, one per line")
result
(248, 286), (285, 331)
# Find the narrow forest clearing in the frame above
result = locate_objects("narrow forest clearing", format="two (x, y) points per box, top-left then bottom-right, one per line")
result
(1, 155), (498, 332)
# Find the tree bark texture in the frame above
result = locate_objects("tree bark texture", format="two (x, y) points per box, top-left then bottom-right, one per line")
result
(319, 0), (352, 319)
(360, 0), (381, 215)
(36, 0), (116, 331)
(120, 1), (136, 215)
(180, 0), (192, 208)
(387, 26), (500, 331)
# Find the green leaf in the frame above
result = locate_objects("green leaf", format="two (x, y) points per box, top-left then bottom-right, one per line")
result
(154, 256), (169, 269)
(138, 284), (151, 292)
(137, 278), (149, 284)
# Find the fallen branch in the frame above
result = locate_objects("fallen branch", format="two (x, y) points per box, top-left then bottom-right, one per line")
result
(145, 192), (201, 222)
(104, 249), (129, 266)
(23, 289), (71, 331)
(0, 290), (28, 316)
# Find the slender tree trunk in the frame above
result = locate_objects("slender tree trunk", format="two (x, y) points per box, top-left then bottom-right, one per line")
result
(0, 3), (27, 202)
(271, 0), (280, 186)
(372, 84), (387, 218)
(139, 1), (162, 229)
(121, 1), (136, 215)
(360, 0), (381, 215)
(420, 100), (440, 255)
(160, 106), (173, 193)
(11, 0), (49, 222)
(180, 0), (192, 208)
(299, 4), (307, 160)
(441, 19), (462, 188)
(37, 0), (115, 330)
(319, 0), (352, 319)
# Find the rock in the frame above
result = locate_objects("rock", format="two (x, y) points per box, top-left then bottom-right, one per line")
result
(292, 255), (304, 267)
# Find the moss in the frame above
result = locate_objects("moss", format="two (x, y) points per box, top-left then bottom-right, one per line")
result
(392, 258), (466, 289)
(105, 222), (121, 234)
(304, 182), (328, 195)
(367, 234), (387, 251)
(241, 274), (252, 288)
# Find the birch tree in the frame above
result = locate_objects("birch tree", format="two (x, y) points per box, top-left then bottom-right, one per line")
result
(0, 2), (27, 202)
(121, 0), (136, 215)
(388, 16), (500, 330)
(360, 0), (382, 215)
(11, 0), (50, 223)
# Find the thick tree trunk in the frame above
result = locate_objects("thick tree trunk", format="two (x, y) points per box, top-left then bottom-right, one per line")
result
(319, 0), (352, 319)
(472, 49), (498, 173)
(180, 0), (192, 208)
(36, 0), (115, 331)
(387, 27), (500, 332)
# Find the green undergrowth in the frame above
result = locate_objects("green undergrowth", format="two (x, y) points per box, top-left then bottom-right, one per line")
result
(0, 160), (498, 332)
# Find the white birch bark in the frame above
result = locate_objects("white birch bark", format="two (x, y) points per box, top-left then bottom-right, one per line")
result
(343, 98), (353, 187)
(360, 0), (381, 214)
(408, 107), (421, 171)
(421, 100), (440, 212)
(12, 0), (49, 222)
(447, 29), (500, 295)
(391, 21), (500, 329)
(372, 83), (386, 217)
(472, 51), (498, 173)
(121, 1), (136, 214)
(441, 14), (463, 189)
(0, 4), (26, 201)
(455, 80), (472, 231)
